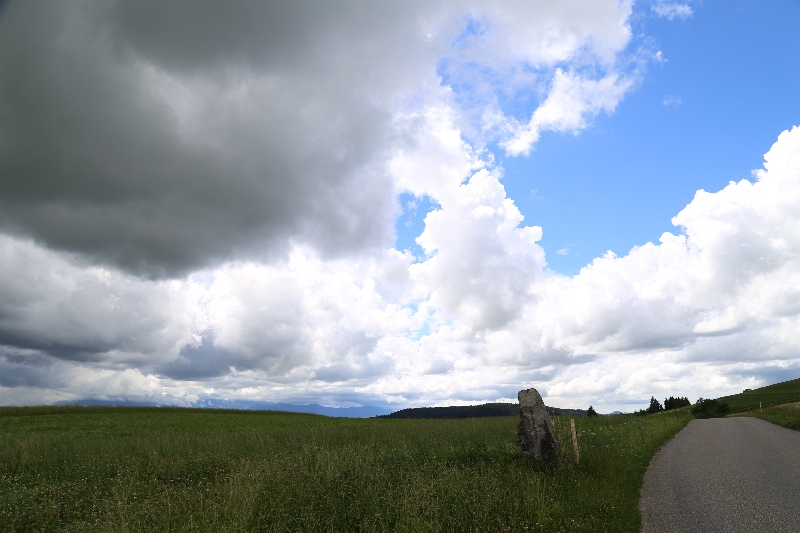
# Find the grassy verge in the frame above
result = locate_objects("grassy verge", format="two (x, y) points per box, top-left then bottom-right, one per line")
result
(0, 407), (690, 532)
(729, 401), (800, 431)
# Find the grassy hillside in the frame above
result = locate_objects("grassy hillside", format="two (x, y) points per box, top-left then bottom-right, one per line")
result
(716, 376), (800, 412)
(0, 406), (688, 532)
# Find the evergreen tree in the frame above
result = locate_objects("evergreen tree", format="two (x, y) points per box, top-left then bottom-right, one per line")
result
(587, 405), (598, 417)
(647, 396), (663, 414)
(664, 396), (691, 410)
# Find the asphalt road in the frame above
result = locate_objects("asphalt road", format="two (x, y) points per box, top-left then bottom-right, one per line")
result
(640, 417), (800, 533)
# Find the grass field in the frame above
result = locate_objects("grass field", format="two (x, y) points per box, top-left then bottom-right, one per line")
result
(716, 377), (800, 413)
(0, 407), (691, 532)
(730, 401), (800, 431)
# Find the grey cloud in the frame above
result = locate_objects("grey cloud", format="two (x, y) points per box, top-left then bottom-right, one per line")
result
(424, 358), (454, 375)
(0, 0), (441, 277)
(0, 0), (635, 279)
(681, 322), (800, 365)
(0, 352), (56, 388)
(0, 235), (195, 363)
(152, 333), (233, 380)
(313, 356), (394, 384)
(723, 364), (800, 391)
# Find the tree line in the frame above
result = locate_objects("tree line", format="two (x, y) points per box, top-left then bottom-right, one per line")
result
(635, 396), (692, 416)
(634, 395), (730, 418)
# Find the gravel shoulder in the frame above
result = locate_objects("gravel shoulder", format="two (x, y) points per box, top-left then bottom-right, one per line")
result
(640, 417), (800, 533)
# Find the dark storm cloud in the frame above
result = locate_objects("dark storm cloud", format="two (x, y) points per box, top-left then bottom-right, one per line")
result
(0, 352), (56, 388)
(0, 0), (440, 277)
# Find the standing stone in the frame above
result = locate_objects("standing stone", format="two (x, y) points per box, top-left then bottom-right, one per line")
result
(518, 388), (561, 463)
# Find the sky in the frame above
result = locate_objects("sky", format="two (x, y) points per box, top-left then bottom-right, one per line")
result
(1, 0), (799, 413)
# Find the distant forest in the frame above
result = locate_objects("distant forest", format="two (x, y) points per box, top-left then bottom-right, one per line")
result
(380, 403), (589, 419)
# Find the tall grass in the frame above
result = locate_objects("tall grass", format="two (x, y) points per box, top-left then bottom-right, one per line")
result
(730, 401), (800, 431)
(0, 407), (690, 532)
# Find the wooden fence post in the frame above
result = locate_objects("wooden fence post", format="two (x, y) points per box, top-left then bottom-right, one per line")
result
(570, 419), (579, 464)
(760, 402), (762, 412)
(637, 417), (644, 439)
(661, 410), (666, 427)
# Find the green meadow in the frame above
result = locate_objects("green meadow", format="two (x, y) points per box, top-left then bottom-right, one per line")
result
(730, 401), (800, 431)
(0, 407), (690, 532)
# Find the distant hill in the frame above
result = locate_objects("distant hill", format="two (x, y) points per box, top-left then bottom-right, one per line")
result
(51, 398), (601, 419)
(548, 407), (590, 417)
(53, 399), (392, 418)
(381, 403), (588, 419)
(716, 377), (800, 413)
(53, 399), (160, 408)
(193, 399), (392, 418)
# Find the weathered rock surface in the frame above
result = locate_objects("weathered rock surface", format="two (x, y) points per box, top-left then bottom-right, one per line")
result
(517, 388), (561, 462)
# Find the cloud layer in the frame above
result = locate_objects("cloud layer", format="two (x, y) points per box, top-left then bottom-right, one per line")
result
(1, 1), (798, 411)
(0, 0), (632, 277)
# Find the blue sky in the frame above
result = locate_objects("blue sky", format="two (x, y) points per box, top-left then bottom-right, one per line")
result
(2, 0), (800, 411)
(397, 0), (800, 274)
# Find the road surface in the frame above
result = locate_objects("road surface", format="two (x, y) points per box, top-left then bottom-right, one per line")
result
(640, 417), (800, 533)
